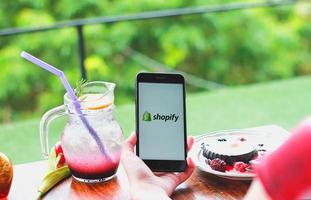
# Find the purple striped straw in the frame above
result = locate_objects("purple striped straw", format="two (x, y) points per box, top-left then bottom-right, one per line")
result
(21, 51), (111, 160)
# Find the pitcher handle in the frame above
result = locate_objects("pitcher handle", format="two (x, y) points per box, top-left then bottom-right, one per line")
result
(40, 105), (66, 158)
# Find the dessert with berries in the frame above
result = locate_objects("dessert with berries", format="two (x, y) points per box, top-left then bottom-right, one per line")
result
(201, 135), (258, 165)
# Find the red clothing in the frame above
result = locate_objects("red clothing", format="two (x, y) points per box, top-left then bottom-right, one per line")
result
(256, 119), (311, 200)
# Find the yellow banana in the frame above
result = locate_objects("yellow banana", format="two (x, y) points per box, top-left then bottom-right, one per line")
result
(36, 165), (71, 199)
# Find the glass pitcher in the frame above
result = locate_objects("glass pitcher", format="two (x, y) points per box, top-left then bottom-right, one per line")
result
(40, 81), (123, 183)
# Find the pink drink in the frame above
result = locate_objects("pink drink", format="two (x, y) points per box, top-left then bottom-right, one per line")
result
(66, 151), (121, 181)
(40, 82), (123, 183)
(61, 117), (123, 183)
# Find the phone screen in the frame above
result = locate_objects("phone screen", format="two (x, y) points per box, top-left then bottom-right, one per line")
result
(138, 82), (185, 161)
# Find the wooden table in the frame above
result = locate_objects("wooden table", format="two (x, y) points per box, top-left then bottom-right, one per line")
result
(8, 161), (251, 200)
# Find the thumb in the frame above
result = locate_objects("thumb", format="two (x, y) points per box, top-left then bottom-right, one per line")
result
(122, 131), (137, 153)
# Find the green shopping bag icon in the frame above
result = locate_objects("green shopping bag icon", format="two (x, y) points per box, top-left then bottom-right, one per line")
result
(142, 111), (152, 121)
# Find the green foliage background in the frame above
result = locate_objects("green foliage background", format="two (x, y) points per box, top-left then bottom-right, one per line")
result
(0, 0), (310, 122)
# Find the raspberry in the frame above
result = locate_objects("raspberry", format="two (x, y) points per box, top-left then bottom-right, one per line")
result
(209, 158), (227, 172)
(233, 162), (250, 172)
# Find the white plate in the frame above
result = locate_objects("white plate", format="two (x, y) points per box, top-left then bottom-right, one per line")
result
(189, 125), (290, 180)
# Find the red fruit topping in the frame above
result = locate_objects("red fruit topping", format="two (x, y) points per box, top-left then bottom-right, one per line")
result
(226, 165), (234, 171)
(209, 158), (227, 172)
(54, 141), (66, 167)
(233, 162), (250, 172)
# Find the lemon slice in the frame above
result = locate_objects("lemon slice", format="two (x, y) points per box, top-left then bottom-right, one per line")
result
(79, 93), (112, 110)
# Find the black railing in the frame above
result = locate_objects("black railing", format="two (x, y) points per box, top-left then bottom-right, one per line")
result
(0, 0), (302, 88)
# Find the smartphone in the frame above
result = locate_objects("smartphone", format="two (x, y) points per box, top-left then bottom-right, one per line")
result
(135, 72), (187, 172)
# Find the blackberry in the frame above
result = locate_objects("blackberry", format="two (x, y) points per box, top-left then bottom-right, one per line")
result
(209, 158), (227, 172)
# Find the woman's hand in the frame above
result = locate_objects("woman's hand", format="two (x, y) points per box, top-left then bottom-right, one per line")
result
(121, 132), (195, 200)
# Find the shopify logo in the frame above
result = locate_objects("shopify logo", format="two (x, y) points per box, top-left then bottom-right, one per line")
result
(142, 111), (152, 121)
(142, 111), (179, 122)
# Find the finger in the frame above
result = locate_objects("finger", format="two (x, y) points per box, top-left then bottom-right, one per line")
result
(122, 131), (137, 152)
(154, 172), (167, 176)
(127, 131), (137, 147)
(186, 136), (194, 152)
(187, 156), (196, 168)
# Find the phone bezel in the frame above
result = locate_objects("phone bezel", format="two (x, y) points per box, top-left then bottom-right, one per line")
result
(135, 72), (187, 172)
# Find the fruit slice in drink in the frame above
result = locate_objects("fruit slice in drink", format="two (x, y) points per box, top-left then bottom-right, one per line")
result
(79, 93), (112, 110)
